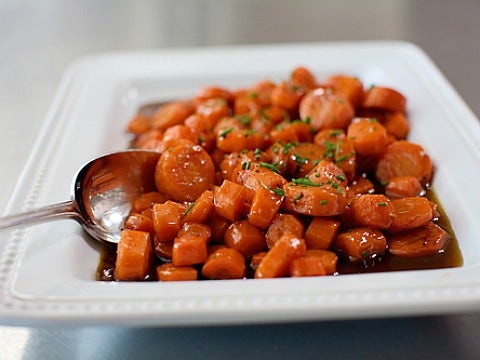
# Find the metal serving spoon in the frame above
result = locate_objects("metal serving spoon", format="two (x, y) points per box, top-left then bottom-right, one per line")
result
(0, 149), (161, 244)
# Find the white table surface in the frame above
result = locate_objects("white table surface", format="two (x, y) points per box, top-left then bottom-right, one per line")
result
(1, 0), (479, 358)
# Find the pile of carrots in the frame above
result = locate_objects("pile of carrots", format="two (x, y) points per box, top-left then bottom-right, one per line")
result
(114, 66), (450, 281)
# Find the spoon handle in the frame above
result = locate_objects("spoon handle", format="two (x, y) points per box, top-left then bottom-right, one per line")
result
(0, 200), (81, 231)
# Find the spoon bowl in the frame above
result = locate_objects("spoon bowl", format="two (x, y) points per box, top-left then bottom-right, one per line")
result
(0, 150), (161, 244)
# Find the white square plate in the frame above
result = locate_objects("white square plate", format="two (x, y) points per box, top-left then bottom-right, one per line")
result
(1, 41), (480, 326)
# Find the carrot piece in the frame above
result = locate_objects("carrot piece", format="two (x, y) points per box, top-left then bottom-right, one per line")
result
(224, 220), (267, 258)
(156, 263), (198, 281)
(325, 74), (364, 108)
(299, 88), (355, 130)
(208, 212), (232, 243)
(361, 86), (407, 112)
(334, 227), (387, 262)
(385, 176), (424, 198)
(286, 143), (326, 178)
(384, 112), (410, 139)
(237, 165), (288, 193)
(152, 101), (194, 130)
(115, 229), (152, 281)
(349, 194), (393, 229)
(132, 191), (169, 213)
(306, 159), (348, 187)
(347, 117), (388, 156)
(271, 81), (305, 111)
(255, 233), (307, 279)
(390, 197), (434, 232)
(248, 187), (283, 229)
(282, 182), (348, 217)
(194, 86), (233, 105)
(346, 176), (374, 202)
(304, 217), (340, 250)
(183, 190), (214, 224)
(270, 122), (312, 144)
(304, 250), (338, 275)
(177, 222), (211, 242)
(202, 248), (246, 280)
(250, 251), (268, 270)
(375, 140), (433, 186)
(216, 128), (266, 153)
(195, 98), (231, 125)
(388, 222), (450, 257)
(127, 114), (152, 135)
(290, 66), (317, 90)
(155, 144), (215, 202)
(124, 213), (155, 234)
(153, 236), (173, 259)
(152, 201), (184, 242)
(172, 232), (209, 267)
(265, 213), (304, 249)
(213, 180), (248, 222)
(162, 124), (198, 143)
(289, 256), (326, 277)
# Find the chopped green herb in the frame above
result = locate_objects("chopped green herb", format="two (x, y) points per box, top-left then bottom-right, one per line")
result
(271, 187), (285, 197)
(320, 199), (328, 206)
(282, 141), (296, 154)
(336, 154), (349, 164)
(337, 98), (344, 104)
(219, 127), (233, 138)
(184, 202), (195, 215)
(247, 91), (258, 99)
(241, 149), (248, 154)
(259, 162), (281, 174)
(254, 148), (261, 160)
(292, 177), (320, 187)
(293, 192), (304, 203)
(377, 202), (387, 207)
(329, 129), (343, 137)
(241, 161), (252, 170)
(237, 114), (251, 126)
(336, 174), (346, 181)
(294, 153), (309, 165)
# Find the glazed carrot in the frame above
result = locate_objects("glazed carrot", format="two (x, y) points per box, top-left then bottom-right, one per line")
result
(161, 124), (198, 143)
(289, 256), (326, 277)
(313, 129), (357, 180)
(282, 181), (348, 217)
(349, 194), (393, 229)
(177, 222), (211, 242)
(202, 248), (246, 280)
(375, 140), (433, 185)
(390, 197), (434, 232)
(383, 112), (410, 139)
(213, 179), (248, 222)
(152, 101), (195, 130)
(271, 81), (305, 112)
(156, 263), (198, 281)
(115, 229), (152, 281)
(286, 142), (326, 178)
(325, 74), (364, 108)
(304, 250), (338, 275)
(224, 220), (267, 258)
(347, 117), (388, 156)
(194, 86), (233, 105)
(270, 122), (312, 144)
(306, 159), (348, 188)
(134, 129), (163, 149)
(183, 189), (214, 224)
(265, 213), (304, 249)
(304, 217), (340, 250)
(334, 227), (387, 262)
(196, 98), (231, 123)
(299, 88), (355, 130)
(248, 187), (283, 229)
(127, 114), (152, 135)
(152, 201), (184, 242)
(237, 165), (287, 193)
(132, 191), (169, 213)
(218, 128), (266, 153)
(346, 176), (374, 202)
(155, 144), (215, 202)
(258, 105), (288, 125)
(361, 86), (406, 112)
(206, 212), (231, 244)
(255, 233), (307, 279)
(124, 213), (155, 234)
(153, 237), (173, 259)
(290, 66), (317, 90)
(172, 231), (209, 267)
(250, 251), (268, 270)
(385, 176), (424, 198)
(152, 138), (196, 153)
(388, 222), (450, 257)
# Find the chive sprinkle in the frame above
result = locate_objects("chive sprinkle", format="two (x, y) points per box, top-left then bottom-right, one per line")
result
(219, 127), (233, 138)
